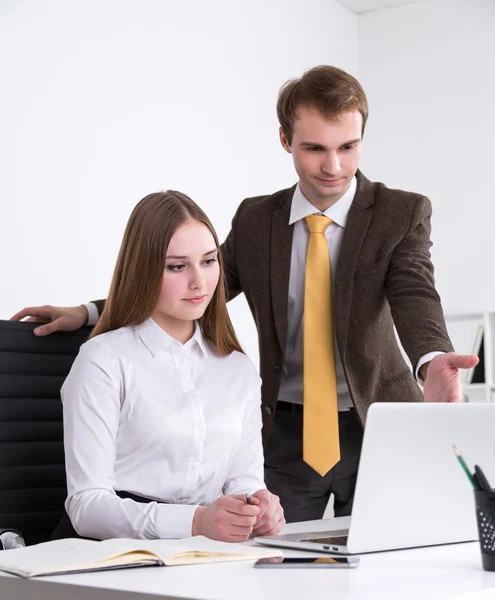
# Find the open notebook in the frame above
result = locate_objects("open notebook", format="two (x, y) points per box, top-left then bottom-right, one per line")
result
(0, 535), (283, 578)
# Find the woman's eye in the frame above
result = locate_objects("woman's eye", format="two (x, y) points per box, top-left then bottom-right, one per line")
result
(167, 264), (185, 272)
(204, 258), (218, 266)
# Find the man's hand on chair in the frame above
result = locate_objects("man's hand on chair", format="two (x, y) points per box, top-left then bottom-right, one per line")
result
(10, 305), (88, 336)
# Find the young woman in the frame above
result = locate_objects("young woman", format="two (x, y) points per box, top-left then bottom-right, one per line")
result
(57, 190), (284, 541)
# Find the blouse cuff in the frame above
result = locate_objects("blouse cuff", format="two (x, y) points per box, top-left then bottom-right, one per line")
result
(155, 503), (200, 538)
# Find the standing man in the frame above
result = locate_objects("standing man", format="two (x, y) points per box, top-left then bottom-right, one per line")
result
(12, 65), (477, 523)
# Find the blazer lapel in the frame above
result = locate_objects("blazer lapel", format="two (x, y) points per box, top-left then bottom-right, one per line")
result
(270, 187), (295, 356)
(335, 171), (375, 355)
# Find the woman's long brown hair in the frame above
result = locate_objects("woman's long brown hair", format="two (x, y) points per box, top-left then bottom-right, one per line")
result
(90, 191), (243, 355)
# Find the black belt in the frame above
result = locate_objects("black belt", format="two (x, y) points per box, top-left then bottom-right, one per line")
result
(276, 401), (304, 414)
(276, 402), (355, 415)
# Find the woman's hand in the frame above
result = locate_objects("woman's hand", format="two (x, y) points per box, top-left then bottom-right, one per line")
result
(250, 489), (285, 536)
(192, 494), (260, 542)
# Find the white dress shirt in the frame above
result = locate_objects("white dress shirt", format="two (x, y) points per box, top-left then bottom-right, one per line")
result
(277, 178), (442, 410)
(62, 318), (265, 540)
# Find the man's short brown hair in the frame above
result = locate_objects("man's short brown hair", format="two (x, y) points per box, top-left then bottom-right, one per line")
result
(277, 65), (368, 145)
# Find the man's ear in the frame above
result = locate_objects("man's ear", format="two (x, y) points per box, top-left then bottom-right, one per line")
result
(279, 128), (291, 153)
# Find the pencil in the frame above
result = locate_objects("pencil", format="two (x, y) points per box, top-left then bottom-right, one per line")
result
(245, 493), (253, 505)
(453, 444), (477, 490)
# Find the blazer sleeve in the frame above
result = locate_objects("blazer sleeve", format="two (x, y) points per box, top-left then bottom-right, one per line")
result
(385, 195), (454, 368)
(90, 299), (106, 316)
(221, 199), (250, 302)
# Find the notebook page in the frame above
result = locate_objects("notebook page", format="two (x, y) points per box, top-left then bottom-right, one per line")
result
(107, 535), (283, 563)
(0, 538), (153, 578)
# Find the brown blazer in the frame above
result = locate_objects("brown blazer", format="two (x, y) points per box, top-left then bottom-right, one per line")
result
(220, 170), (454, 447)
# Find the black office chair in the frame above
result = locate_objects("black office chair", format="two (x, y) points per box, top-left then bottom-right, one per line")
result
(0, 320), (91, 545)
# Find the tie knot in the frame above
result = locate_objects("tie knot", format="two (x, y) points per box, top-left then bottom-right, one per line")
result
(305, 214), (332, 234)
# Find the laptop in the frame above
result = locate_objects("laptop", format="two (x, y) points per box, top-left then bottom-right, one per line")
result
(255, 402), (495, 554)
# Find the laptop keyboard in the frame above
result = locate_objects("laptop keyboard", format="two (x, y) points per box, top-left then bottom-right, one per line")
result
(301, 530), (348, 545)
(303, 536), (348, 545)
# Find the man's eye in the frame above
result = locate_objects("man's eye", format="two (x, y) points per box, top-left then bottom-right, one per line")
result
(342, 144), (355, 152)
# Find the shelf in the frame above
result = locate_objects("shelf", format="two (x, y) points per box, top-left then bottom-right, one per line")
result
(445, 312), (485, 322)
(445, 312), (495, 403)
(463, 383), (489, 390)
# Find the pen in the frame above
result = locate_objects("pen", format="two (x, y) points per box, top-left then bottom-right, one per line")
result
(474, 465), (492, 492)
(453, 445), (477, 490)
(245, 493), (253, 505)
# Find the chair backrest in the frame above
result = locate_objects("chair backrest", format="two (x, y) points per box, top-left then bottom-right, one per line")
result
(0, 320), (91, 545)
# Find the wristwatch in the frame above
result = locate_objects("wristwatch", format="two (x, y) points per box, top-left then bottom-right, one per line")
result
(0, 529), (26, 550)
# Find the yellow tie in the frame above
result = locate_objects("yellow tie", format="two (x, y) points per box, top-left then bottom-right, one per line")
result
(303, 215), (340, 477)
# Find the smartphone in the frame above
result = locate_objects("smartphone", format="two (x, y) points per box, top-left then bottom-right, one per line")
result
(254, 556), (359, 568)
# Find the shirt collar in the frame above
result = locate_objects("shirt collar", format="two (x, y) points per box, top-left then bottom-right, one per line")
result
(191, 321), (209, 356)
(288, 176), (357, 228)
(134, 318), (209, 358)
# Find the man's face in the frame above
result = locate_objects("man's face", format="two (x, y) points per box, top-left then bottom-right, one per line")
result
(280, 106), (362, 210)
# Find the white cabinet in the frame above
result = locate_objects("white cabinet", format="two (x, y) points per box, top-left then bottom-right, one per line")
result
(444, 312), (495, 403)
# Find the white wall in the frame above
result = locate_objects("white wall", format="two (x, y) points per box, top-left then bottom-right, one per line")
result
(0, 0), (358, 364)
(5, 0), (490, 359)
(358, 0), (495, 316)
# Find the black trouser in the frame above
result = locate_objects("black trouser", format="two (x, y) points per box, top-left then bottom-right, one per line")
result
(264, 403), (363, 523)
(50, 491), (153, 541)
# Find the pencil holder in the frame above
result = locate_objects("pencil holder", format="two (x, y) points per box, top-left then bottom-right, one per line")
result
(474, 490), (495, 571)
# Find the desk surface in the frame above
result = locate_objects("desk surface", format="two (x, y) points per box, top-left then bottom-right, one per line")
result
(1, 517), (494, 600)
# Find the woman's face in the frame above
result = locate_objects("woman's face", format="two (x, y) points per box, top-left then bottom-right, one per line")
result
(153, 220), (220, 334)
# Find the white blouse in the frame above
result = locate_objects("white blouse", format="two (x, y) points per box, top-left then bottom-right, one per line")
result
(61, 318), (265, 540)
